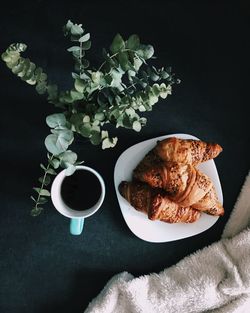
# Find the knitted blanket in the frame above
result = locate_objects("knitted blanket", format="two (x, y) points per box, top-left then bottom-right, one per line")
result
(85, 171), (250, 313)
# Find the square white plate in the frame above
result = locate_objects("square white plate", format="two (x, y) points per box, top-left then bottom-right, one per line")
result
(114, 133), (223, 243)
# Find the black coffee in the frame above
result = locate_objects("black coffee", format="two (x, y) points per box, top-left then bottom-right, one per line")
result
(61, 170), (102, 211)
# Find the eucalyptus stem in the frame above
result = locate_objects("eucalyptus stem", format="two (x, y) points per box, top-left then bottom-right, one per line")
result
(31, 154), (54, 216)
(98, 52), (118, 72)
(79, 41), (83, 75)
(124, 75), (151, 93)
(98, 48), (136, 72)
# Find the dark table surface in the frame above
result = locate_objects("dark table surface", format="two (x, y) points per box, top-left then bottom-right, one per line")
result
(0, 1), (249, 312)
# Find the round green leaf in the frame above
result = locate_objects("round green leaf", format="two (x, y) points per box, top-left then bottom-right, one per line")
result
(70, 90), (84, 101)
(82, 59), (89, 69)
(132, 120), (141, 132)
(46, 168), (57, 175)
(94, 112), (105, 121)
(82, 41), (91, 50)
(137, 44), (154, 60)
(70, 113), (84, 132)
(70, 24), (84, 36)
(110, 34), (125, 54)
(74, 78), (85, 93)
(83, 115), (90, 123)
(11, 60), (24, 75)
(35, 82), (47, 95)
(46, 113), (66, 128)
(125, 108), (135, 116)
(110, 69), (123, 87)
(63, 20), (74, 34)
(65, 164), (76, 176)
(39, 189), (51, 196)
(67, 46), (81, 53)
(17, 59), (29, 78)
(59, 150), (77, 165)
(31, 207), (43, 216)
(80, 123), (91, 137)
(79, 33), (90, 42)
(139, 117), (147, 126)
(148, 93), (158, 106)
(139, 105), (146, 112)
(47, 84), (58, 100)
(127, 34), (140, 50)
(90, 131), (102, 145)
(22, 61), (36, 81)
(33, 187), (41, 194)
(33, 188), (50, 196)
(117, 51), (131, 71)
(40, 163), (47, 171)
(44, 130), (73, 155)
(37, 197), (48, 205)
(50, 158), (60, 169)
(152, 84), (161, 96)
(133, 57), (143, 72)
(102, 137), (118, 149)
(161, 71), (169, 79)
(38, 176), (51, 186)
(159, 83), (172, 99)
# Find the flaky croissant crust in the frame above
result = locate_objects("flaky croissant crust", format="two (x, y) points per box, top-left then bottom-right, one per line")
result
(119, 181), (201, 223)
(154, 137), (222, 166)
(133, 152), (213, 206)
(119, 137), (224, 223)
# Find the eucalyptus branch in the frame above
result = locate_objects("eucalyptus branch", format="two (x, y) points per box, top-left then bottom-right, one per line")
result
(1, 20), (180, 216)
(98, 48), (143, 73)
(98, 49), (127, 72)
(124, 75), (150, 93)
(31, 154), (55, 216)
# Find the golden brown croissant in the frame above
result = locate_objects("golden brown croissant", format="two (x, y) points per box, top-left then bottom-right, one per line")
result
(119, 181), (201, 223)
(192, 186), (224, 216)
(133, 155), (213, 206)
(154, 137), (222, 166)
(133, 153), (224, 216)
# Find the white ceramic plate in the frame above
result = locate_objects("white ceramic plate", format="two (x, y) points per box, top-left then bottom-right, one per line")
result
(114, 133), (223, 243)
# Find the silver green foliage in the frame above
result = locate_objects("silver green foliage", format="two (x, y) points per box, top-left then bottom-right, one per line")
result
(2, 20), (180, 215)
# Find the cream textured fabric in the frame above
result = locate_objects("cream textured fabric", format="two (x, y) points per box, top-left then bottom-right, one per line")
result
(85, 171), (250, 313)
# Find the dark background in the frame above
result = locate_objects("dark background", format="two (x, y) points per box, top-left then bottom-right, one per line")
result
(0, 1), (249, 312)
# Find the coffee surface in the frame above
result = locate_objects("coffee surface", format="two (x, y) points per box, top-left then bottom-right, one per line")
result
(61, 170), (101, 211)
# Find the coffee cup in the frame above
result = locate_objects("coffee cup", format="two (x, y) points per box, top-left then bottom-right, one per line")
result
(51, 165), (105, 235)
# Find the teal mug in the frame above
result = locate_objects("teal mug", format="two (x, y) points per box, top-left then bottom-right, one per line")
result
(51, 165), (105, 235)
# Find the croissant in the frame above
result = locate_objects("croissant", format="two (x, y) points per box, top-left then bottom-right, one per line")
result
(133, 153), (224, 216)
(192, 186), (224, 216)
(154, 137), (222, 165)
(119, 181), (201, 223)
(133, 155), (213, 205)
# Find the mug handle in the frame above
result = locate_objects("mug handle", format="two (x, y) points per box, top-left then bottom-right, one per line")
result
(70, 218), (84, 235)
